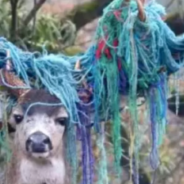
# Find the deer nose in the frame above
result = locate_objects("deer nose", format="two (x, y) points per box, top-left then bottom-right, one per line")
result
(26, 131), (52, 153)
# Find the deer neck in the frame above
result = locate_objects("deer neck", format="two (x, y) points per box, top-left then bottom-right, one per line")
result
(5, 143), (67, 184)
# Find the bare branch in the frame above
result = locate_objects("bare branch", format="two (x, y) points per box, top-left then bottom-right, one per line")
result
(10, 0), (19, 41)
(23, 0), (46, 27)
(165, 0), (175, 9)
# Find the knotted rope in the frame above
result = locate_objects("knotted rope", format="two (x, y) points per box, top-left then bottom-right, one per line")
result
(0, 0), (184, 184)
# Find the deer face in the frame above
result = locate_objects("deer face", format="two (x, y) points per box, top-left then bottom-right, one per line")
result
(9, 89), (68, 160)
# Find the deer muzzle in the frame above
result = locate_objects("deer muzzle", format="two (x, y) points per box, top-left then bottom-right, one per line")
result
(26, 131), (53, 154)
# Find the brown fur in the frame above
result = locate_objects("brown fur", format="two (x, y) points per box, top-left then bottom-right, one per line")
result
(1, 89), (69, 184)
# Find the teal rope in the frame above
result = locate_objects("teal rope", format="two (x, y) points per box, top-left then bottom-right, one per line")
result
(1, 0), (184, 183)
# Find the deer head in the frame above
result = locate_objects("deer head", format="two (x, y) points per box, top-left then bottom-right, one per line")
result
(0, 55), (68, 161)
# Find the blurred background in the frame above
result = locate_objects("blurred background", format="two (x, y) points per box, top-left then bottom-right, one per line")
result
(0, 0), (184, 184)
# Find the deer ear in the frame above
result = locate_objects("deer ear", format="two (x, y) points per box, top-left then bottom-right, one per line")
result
(0, 69), (30, 99)
(0, 50), (30, 99)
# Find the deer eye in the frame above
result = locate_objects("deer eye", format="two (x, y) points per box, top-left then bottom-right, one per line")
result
(14, 115), (23, 124)
(55, 117), (68, 126)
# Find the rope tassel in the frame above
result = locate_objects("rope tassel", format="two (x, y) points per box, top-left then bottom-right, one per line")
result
(0, 0), (184, 182)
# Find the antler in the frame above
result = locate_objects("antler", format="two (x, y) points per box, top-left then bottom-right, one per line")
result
(125, 0), (146, 21)
(0, 50), (30, 98)
(136, 0), (146, 21)
(75, 60), (93, 103)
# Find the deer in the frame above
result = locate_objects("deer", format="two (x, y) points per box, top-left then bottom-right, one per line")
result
(0, 68), (70, 184)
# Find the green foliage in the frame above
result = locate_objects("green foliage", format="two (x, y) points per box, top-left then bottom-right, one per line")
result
(0, 0), (78, 53)
(25, 15), (77, 52)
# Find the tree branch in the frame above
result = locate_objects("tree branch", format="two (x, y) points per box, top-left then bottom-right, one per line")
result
(10, 0), (19, 41)
(165, 0), (175, 9)
(23, 0), (46, 27)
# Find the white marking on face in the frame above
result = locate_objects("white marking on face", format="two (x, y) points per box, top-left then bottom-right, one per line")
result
(9, 106), (68, 159)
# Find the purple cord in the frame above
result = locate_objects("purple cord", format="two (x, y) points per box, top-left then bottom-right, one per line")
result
(78, 104), (94, 184)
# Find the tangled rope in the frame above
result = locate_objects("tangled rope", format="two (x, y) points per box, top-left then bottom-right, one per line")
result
(0, 0), (184, 184)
